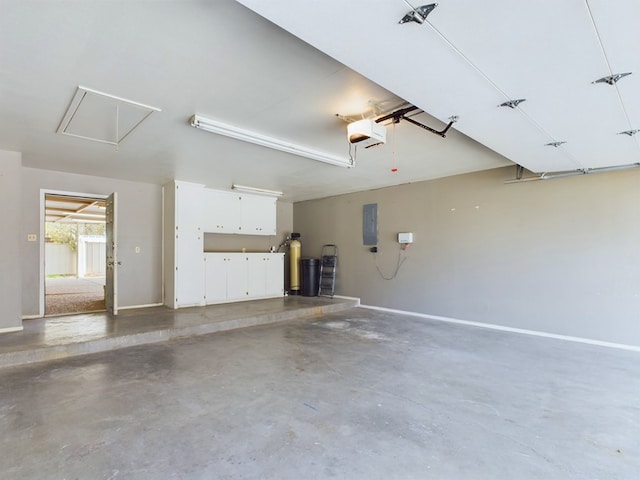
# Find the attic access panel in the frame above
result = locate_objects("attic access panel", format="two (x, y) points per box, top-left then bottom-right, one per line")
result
(57, 86), (160, 146)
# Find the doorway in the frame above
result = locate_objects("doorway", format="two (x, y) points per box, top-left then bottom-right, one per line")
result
(44, 193), (107, 316)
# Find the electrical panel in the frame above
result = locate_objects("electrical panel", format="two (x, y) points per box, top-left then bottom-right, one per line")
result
(363, 204), (378, 245)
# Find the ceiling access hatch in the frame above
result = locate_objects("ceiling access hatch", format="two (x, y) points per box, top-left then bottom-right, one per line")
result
(57, 86), (160, 146)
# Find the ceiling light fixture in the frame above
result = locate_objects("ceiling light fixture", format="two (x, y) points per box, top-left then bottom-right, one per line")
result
(498, 99), (526, 109)
(592, 72), (632, 85)
(191, 114), (353, 168)
(232, 184), (283, 197)
(399, 4), (438, 24)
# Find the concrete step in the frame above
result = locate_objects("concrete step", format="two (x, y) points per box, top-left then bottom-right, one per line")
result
(0, 296), (359, 369)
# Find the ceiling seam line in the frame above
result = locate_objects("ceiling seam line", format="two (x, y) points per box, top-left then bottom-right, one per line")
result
(424, 19), (584, 169)
(514, 108), (585, 169)
(584, 0), (639, 154)
(583, 0), (613, 76)
(424, 20), (511, 101)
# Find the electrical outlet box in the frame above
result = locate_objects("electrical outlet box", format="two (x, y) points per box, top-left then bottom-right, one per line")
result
(398, 232), (413, 244)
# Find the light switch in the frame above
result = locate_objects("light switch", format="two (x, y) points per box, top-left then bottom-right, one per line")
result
(135, 246), (141, 253)
(27, 234), (37, 242)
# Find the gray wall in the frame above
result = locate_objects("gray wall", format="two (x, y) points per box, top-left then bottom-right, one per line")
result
(294, 166), (640, 347)
(0, 150), (23, 330)
(22, 168), (163, 316)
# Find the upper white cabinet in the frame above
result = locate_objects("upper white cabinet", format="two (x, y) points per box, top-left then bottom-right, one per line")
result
(240, 194), (277, 235)
(202, 189), (277, 236)
(202, 189), (239, 233)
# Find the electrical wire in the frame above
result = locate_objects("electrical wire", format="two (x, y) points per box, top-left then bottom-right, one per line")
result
(347, 138), (356, 166)
(373, 249), (407, 281)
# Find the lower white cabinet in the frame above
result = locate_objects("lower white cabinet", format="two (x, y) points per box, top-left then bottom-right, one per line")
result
(204, 252), (284, 305)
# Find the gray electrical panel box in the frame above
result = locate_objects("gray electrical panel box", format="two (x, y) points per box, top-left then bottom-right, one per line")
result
(363, 203), (378, 245)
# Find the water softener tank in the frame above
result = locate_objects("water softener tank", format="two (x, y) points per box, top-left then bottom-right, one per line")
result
(289, 233), (301, 295)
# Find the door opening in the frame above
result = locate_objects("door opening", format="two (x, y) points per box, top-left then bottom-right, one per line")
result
(43, 193), (108, 316)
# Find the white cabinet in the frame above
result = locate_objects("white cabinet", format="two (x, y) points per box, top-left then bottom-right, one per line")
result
(265, 254), (285, 297)
(239, 195), (277, 235)
(164, 181), (205, 308)
(203, 254), (227, 304)
(202, 190), (240, 234)
(165, 181), (279, 310)
(201, 189), (277, 236)
(226, 253), (249, 301)
(204, 253), (284, 305)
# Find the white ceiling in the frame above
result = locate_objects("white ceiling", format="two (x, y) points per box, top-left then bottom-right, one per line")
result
(238, 0), (640, 173)
(2, 1), (636, 202)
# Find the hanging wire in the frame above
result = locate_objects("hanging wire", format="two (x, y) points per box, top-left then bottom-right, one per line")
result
(347, 139), (356, 166)
(115, 104), (120, 152)
(391, 121), (398, 173)
(374, 249), (407, 281)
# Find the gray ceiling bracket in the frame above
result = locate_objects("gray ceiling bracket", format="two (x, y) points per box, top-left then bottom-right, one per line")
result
(592, 72), (632, 85)
(498, 99), (526, 109)
(399, 4), (438, 24)
(617, 129), (639, 136)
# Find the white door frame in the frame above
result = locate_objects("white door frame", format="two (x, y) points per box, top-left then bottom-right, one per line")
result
(105, 192), (118, 315)
(39, 189), (110, 317)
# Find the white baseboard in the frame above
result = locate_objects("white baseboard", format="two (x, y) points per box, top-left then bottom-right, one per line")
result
(331, 295), (361, 305)
(22, 315), (41, 320)
(0, 326), (24, 334)
(117, 303), (164, 311)
(360, 304), (640, 352)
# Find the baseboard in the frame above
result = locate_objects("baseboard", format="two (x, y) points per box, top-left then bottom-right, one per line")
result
(117, 303), (164, 311)
(22, 315), (41, 320)
(360, 304), (640, 352)
(332, 295), (361, 305)
(0, 326), (24, 334)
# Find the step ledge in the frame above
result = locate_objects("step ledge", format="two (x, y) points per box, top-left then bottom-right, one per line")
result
(0, 299), (359, 369)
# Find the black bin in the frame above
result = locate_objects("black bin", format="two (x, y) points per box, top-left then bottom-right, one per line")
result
(300, 258), (320, 296)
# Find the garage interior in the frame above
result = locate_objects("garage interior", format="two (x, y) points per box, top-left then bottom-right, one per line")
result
(0, 1), (638, 478)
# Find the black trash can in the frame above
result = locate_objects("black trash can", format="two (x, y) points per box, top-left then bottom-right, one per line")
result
(300, 258), (320, 296)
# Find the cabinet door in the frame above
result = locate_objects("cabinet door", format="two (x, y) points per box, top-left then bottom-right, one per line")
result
(239, 194), (277, 235)
(204, 254), (227, 304)
(175, 182), (204, 307)
(226, 253), (249, 301)
(265, 254), (285, 297)
(202, 189), (241, 233)
(247, 255), (267, 298)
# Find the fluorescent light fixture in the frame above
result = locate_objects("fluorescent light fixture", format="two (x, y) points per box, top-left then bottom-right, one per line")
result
(191, 114), (353, 168)
(232, 184), (283, 197)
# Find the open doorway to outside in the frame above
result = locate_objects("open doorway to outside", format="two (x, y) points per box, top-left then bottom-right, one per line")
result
(44, 194), (107, 316)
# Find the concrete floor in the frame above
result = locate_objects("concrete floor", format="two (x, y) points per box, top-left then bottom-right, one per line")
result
(45, 276), (105, 316)
(1, 307), (638, 479)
